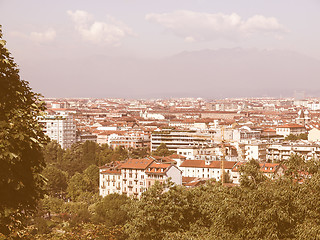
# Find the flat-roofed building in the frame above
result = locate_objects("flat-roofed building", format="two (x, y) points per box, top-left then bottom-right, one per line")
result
(40, 114), (76, 149)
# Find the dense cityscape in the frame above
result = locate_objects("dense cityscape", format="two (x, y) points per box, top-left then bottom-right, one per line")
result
(40, 96), (320, 191)
(2, 0), (320, 239)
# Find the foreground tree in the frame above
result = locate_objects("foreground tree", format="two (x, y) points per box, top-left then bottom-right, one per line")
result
(0, 26), (47, 236)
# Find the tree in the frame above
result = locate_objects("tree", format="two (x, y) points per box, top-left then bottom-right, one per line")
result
(283, 154), (306, 180)
(128, 147), (149, 159)
(285, 133), (308, 141)
(67, 173), (91, 201)
(0, 25), (47, 236)
(93, 194), (129, 228)
(124, 181), (195, 240)
(83, 165), (99, 193)
(239, 159), (267, 189)
(43, 140), (64, 166)
(152, 143), (174, 157)
(42, 166), (68, 197)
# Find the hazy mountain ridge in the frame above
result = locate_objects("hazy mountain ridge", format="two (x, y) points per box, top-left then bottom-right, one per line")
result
(21, 48), (320, 98)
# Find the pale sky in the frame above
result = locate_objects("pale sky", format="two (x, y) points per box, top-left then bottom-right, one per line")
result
(1, 0), (320, 98)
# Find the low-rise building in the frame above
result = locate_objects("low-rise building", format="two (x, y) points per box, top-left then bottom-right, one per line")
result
(276, 124), (306, 137)
(179, 160), (237, 181)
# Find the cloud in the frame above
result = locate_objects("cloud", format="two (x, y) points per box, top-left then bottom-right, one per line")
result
(10, 28), (56, 43)
(30, 28), (56, 42)
(145, 10), (287, 42)
(67, 10), (134, 45)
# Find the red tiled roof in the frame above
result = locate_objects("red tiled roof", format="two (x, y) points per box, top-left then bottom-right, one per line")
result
(101, 169), (121, 174)
(180, 160), (237, 169)
(276, 124), (305, 129)
(145, 162), (172, 174)
(260, 163), (281, 173)
(182, 176), (197, 184)
(120, 158), (154, 170)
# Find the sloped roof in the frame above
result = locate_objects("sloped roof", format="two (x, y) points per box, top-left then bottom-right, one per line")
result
(180, 160), (237, 169)
(120, 158), (154, 169)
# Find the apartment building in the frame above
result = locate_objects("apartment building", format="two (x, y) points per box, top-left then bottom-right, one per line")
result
(244, 142), (267, 161)
(179, 160), (238, 181)
(40, 114), (76, 149)
(108, 132), (150, 149)
(266, 143), (320, 162)
(176, 146), (237, 162)
(99, 158), (182, 199)
(151, 130), (214, 152)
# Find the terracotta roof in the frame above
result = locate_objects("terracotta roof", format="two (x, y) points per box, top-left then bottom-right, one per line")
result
(101, 169), (121, 174)
(180, 160), (237, 169)
(260, 163), (281, 173)
(120, 158), (154, 170)
(184, 178), (206, 187)
(168, 154), (187, 159)
(182, 176), (197, 184)
(276, 124), (305, 128)
(152, 156), (177, 164)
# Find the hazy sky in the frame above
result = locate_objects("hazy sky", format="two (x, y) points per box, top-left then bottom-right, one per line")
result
(1, 0), (320, 98)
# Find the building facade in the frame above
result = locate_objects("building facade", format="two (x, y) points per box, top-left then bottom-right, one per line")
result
(99, 158), (182, 199)
(40, 114), (76, 149)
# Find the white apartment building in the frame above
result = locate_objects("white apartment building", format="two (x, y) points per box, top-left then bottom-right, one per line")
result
(40, 114), (76, 149)
(176, 146), (238, 162)
(179, 160), (238, 181)
(99, 158), (182, 199)
(266, 143), (320, 162)
(151, 130), (214, 152)
(244, 142), (267, 161)
(108, 132), (150, 149)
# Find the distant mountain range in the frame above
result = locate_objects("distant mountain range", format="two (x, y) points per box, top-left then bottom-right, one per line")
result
(21, 48), (320, 98)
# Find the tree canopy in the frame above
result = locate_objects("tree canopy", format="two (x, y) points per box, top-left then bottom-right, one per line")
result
(0, 25), (47, 236)
(152, 143), (174, 157)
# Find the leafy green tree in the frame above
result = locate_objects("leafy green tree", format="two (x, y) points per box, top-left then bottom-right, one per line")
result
(0, 25), (47, 236)
(285, 133), (308, 141)
(60, 142), (116, 176)
(43, 140), (64, 166)
(239, 159), (267, 189)
(42, 166), (68, 197)
(39, 195), (64, 216)
(124, 181), (195, 240)
(83, 165), (99, 193)
(112, 146), (128, 161)
(128, 147), (149, 159)
(67, 173), (92, 201)
(152, 143), (174, 157)
(93, 194), (130, 228)
(283, 154), (306, 180)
